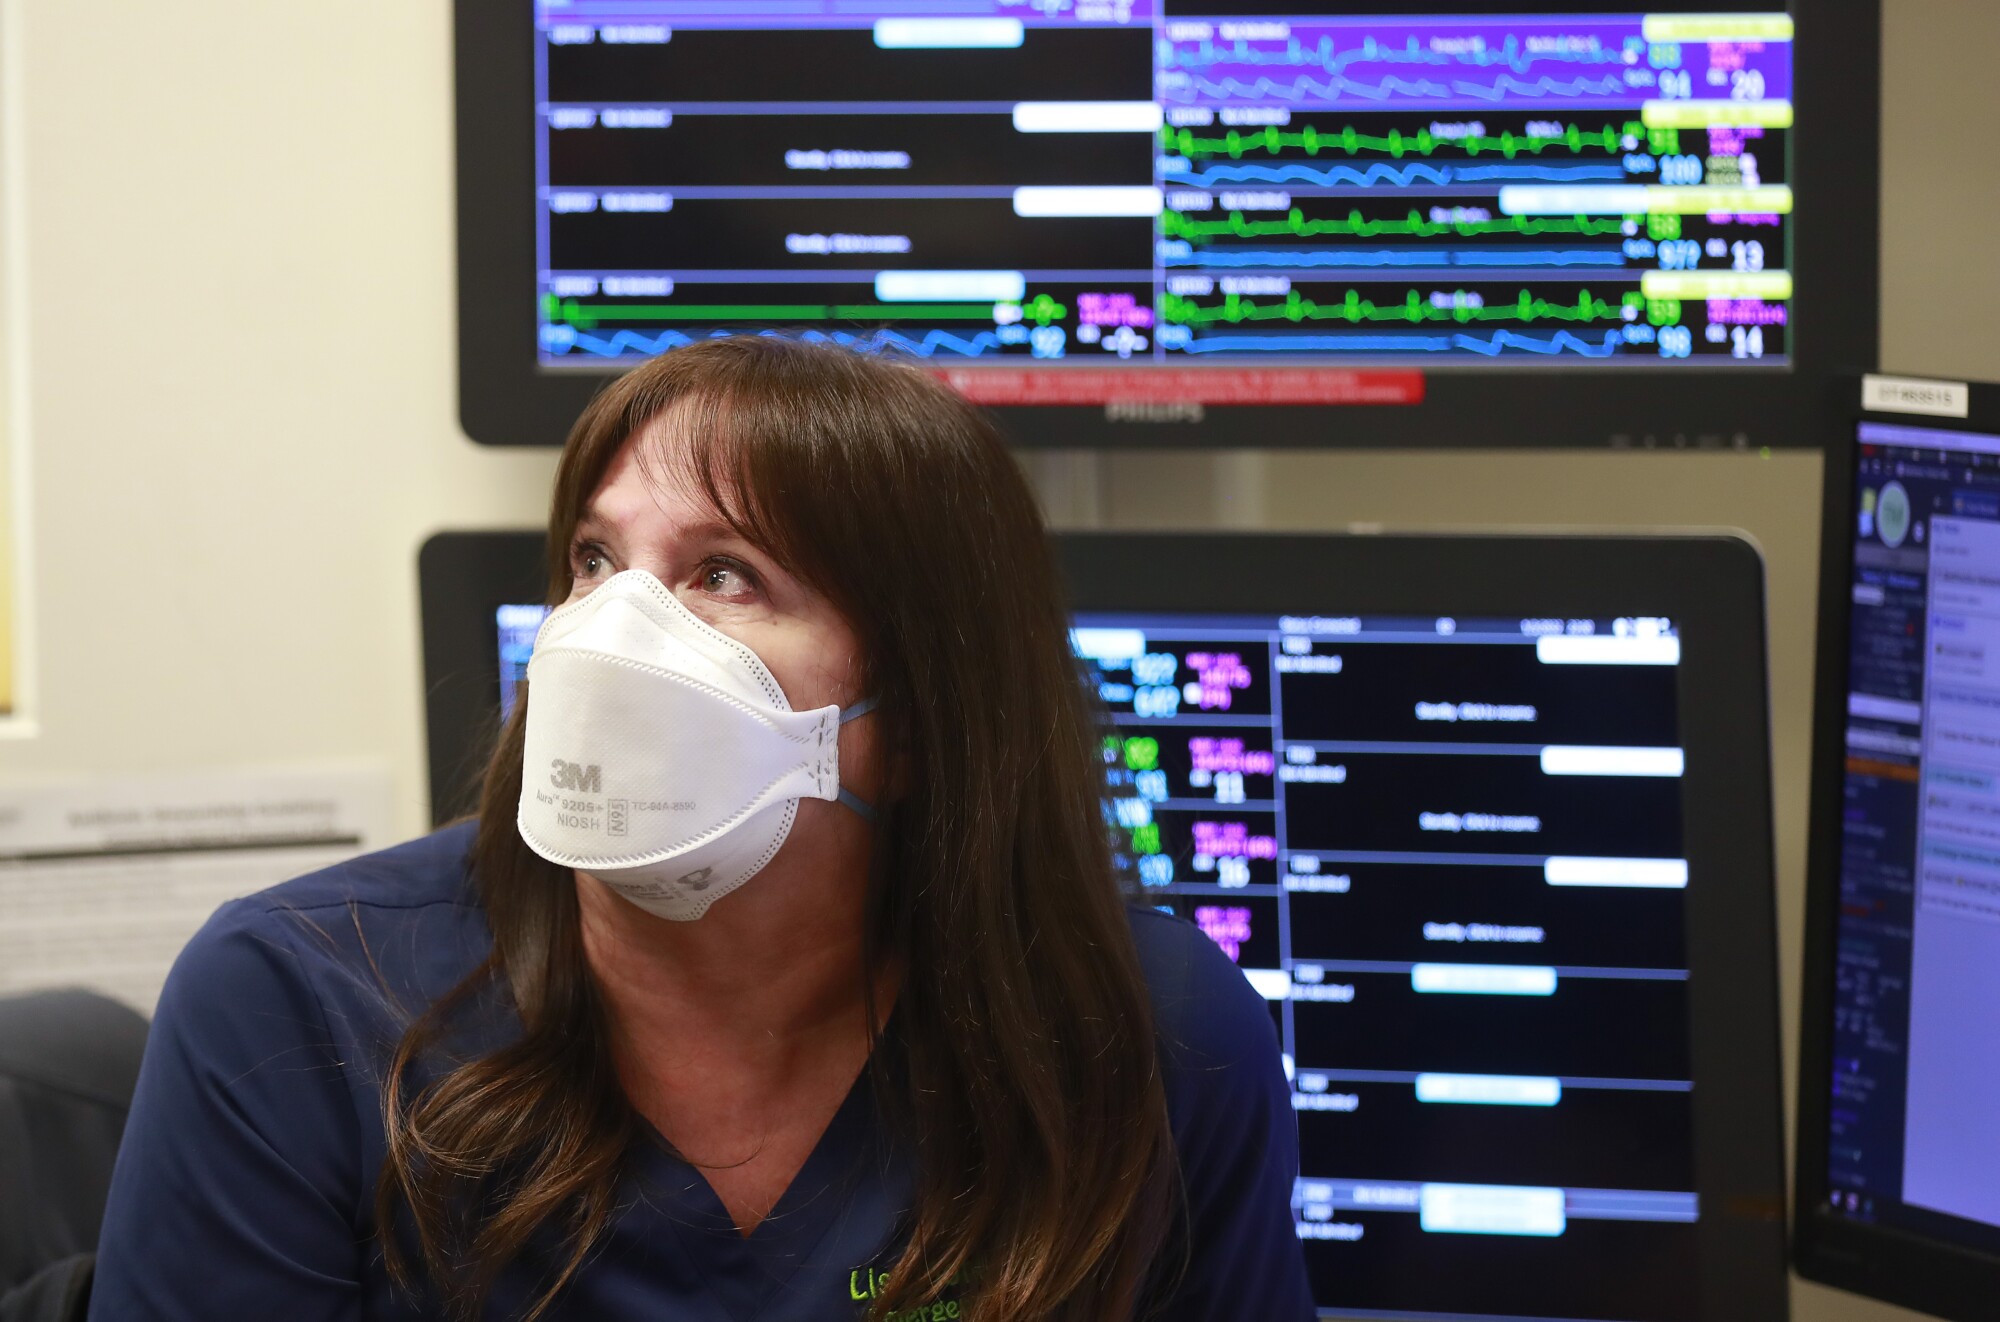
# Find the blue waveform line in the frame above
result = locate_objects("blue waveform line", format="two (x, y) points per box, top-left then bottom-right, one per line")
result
(565, 328), (704, 357)
(1454, 75), (1631, 101)
(562, 326), (1005, 359)
(1173, 73), (1629, 103)
(1165, 161), (1627, 188)
(1183, 329), (1624, 357)
(800, 328), (1004, 357)
(1452, 249), (1627, 266)
(1173, 249), (1625, 268)
(1176, 160), (1448, 187)
(1458, 163), (1627, 182)
(1164, 34), (1626, 77)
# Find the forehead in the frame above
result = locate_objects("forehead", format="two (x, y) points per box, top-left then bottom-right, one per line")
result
(582, 411), (726, 532)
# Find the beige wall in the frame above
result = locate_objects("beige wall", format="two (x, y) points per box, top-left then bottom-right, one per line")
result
(0, 1), (1982, 1317)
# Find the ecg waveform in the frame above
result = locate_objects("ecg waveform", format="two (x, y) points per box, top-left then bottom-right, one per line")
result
(536, 7), (1794, 368)
(1161, 289), (1636, 328)
(561, 326), (1006, 359)
(1174, 249), (1627, 269)
(1164, 209), (1631, 242)
(1182, 329), (1626, 357)
(1161, 34), (1627, 77)
(1163, 121), (1633, 161)
(1167, 73), (1632, 106)
(1164, 160), (1627, 187)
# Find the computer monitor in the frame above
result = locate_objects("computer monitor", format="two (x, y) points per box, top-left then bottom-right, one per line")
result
(418, 530), (548, 822)
(421, 528), (1787, 1320)
(1795, 379), (2000, 1321)
(455, 0), (1878, 449)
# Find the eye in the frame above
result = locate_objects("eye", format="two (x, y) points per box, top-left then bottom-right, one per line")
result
(696, 556), (760, 603)
(569, 539), (613, 583)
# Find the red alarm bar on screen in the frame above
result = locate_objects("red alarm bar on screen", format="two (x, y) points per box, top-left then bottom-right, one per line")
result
(932, 368), (1426, 407)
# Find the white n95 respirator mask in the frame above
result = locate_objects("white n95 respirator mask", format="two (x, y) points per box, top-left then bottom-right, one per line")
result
(516, 568), (876, 921)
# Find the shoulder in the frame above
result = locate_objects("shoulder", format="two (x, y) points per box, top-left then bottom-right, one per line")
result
(163, 821), (493, 1044)
(92, 828), (489, 1316)
(1124, 906), (1288, 1120)
(1126, 905), (1281, 1066)
(1124, 908), (1313, 1318)
(224, 818), (483, 924)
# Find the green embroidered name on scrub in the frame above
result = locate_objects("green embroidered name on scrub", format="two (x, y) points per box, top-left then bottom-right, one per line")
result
(848, 1266), (966, 1318)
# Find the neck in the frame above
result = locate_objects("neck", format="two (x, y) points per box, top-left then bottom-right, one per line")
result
(576, 802), (892, 1063)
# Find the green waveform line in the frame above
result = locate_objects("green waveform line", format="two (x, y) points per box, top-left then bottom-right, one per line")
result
(1160, 288), (1639, 328)
(1161, 120), (1642, 160)
(1161, 207), (1631, 243)
(544, 296), (1074, 331)
(548, 296), (1048, 328)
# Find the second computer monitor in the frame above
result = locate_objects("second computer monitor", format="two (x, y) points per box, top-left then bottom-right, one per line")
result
(1060, 532), (1782, 1321)
(1796, 385), (2000, 1321)
(420, 528), (1788, 1320)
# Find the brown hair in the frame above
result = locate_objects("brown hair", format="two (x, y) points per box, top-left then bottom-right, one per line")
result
(376, 338), (1176, 1319)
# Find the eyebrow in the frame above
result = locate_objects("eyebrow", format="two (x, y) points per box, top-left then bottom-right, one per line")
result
(574, 506), (782, 570)
(677, 517), (757, 546)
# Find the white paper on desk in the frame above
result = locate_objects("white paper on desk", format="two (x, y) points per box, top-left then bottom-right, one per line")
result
(0, 764), (395, 1012)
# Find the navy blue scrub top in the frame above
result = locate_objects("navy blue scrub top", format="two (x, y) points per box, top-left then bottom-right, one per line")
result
(90, 824), (1313, 1321)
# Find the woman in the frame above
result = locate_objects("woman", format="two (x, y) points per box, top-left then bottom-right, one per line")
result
(91, 339), (1312, 1320)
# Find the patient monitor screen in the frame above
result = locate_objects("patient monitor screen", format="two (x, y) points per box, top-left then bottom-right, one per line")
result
(533, 3), (1794, 369)
(1822, 422), (2000, 1260)
(1074, 610), (1692, 1320)
(499, 602), (1695, 1319)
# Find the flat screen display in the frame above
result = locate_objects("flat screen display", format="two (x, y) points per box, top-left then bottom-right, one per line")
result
(1819, 420), (2000, 1260)
(533, 2), (1793, 369)
(499, 600), (1701, 1320)
(1076, 610), (1694, 1320)
(497, 603), (546, 720)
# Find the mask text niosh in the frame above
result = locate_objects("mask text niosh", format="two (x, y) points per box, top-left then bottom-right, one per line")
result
(516, 569), (875, 921)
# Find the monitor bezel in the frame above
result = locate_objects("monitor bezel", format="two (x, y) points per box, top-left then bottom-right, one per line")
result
(1794, 376), (2000, 1320)
(454, 0), (1879, 450)
(421, 527), (1789, 1319)
(1057, 531), (1785, 1320)
(419, 530), (549, 824)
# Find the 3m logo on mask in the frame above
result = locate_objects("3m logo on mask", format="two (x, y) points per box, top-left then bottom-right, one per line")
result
(550, 759), (602, 793)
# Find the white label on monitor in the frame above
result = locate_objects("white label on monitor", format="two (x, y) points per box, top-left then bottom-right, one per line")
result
(1863, 374), (1969, 418)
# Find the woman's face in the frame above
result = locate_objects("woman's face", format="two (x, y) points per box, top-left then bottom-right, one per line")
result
(561, 414), (883, 817)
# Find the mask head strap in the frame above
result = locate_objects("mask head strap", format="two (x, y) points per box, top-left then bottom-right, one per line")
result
(835, 695), (881, 820)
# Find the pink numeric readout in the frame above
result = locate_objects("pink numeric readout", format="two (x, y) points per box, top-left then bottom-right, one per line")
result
(1078, 292), (1155, 328)
(1185, 651), (1253, 711)
(1708, 299), (1786, 325)
(1195, 905), (1253, 962)
(1188, 736), (1276, 776)
(1193, 820), (1278, 859)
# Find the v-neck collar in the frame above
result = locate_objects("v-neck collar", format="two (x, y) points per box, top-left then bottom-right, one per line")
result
(628, 1024), (914, 1322)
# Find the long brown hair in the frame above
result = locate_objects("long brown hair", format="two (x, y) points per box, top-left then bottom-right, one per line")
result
(377, 338), (1177, 1319)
